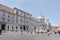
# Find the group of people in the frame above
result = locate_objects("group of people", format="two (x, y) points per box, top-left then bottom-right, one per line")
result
(54, 31), (60, 34)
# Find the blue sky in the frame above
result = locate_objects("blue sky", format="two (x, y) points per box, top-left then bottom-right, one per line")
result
(0, 0), (60, 26)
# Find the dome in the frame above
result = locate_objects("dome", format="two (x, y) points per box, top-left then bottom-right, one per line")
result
(38, 16), (44, 20)
(38, 13), (44, 20)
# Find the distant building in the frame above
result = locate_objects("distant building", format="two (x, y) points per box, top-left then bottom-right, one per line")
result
(53, 26), (60, 32)
(0, 4), (52, 32)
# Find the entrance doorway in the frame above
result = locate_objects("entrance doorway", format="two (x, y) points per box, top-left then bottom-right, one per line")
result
(1, 24), (5, 30)
(23, 26), (26, 31)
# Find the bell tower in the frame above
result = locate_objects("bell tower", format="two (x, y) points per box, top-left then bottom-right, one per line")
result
(46, 19), (52, 31)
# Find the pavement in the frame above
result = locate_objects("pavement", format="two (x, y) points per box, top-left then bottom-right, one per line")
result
(0, 31), (60, 40)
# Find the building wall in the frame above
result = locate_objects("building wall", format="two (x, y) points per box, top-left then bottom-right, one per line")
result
(0, 4), (52, 32)
(0, 10), (19, 31)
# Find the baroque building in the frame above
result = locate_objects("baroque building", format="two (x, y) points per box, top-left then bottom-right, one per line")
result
(0, 4), (52, 32)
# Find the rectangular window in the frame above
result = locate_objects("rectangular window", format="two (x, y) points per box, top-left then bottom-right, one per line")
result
(2, 18), (5, 21)
(16, 17), (18, 23)
(22, 12), (24, 16)
(12, 15), (14, 19)
(16, 11), (18, 14)
(2, 11), (5, 17)
(24, 14), (25, 17)
(21, 17), (22, 24)
(18, 11), (21, 16)
(7, 19), (10, 22)
(11, 20), (14, 23)
(13, 20), (14, 23)
(3, 13), (5, 17)
(2, 12), (6, 21)
(13, 17), (14, 19)
(8, 14), (10, 18)
(8, 15), (10, 18)
(25, 14), (27, 17)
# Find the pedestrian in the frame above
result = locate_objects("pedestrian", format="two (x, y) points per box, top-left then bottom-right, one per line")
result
(0, 29), (2, 35)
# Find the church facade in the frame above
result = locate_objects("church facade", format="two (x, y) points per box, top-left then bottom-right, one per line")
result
(0, 4), (52, 32)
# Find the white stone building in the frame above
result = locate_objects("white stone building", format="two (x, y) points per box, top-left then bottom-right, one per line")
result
(0, 4), (52, 32)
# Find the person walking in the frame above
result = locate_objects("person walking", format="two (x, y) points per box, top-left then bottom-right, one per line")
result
(0, 29), (2, 35)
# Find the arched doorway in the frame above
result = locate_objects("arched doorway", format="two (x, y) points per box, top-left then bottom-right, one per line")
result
(20, 25), (29, 31)
(23, 25), (26, 31)
(0, 21), (7, 31)
(22, 25), (28, 31)
(1, 24), (5, 30)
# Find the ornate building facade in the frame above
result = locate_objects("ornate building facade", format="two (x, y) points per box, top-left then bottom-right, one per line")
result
(0, 4), (52, 32)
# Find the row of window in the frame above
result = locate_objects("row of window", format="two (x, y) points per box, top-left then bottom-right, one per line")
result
(3, 13), (14, 19)
(3, 11), (31, 18)
(7, 25), (18, 30)
(1, 11), (31, 24)
(2, 18), (14, 23)
(2, 18), (29, 24)
(2, 11), (31, 19)
(1, 18), (29, 25)
(15, 10), (31, 19)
